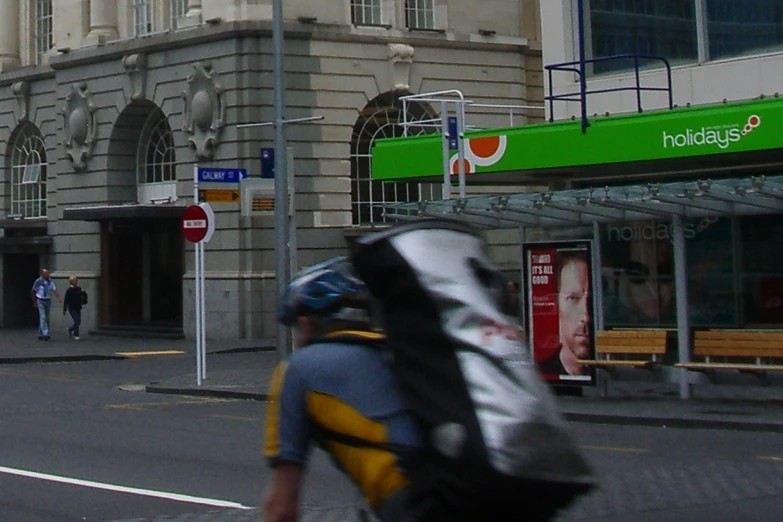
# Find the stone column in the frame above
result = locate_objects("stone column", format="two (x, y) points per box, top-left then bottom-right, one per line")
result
(0, 1), (20, 72)
(87, 0), (119, 43)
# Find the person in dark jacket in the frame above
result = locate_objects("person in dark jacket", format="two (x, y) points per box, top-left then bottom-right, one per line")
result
(63, 276), (86, 340)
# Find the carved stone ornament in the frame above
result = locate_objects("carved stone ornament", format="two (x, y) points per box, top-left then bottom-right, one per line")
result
(12, 81), (31, 122)
(122, 53), (148, 101)
(61, 82), (97, 171)
(388, 43), (415, 92)
(182, 62), (225, 160)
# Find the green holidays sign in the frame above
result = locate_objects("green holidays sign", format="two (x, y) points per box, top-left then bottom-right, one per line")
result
(371, 97), (783, 181)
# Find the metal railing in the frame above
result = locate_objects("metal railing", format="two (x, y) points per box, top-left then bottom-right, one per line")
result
(398, 91), (546, 201)
(545, 53), (674, 134)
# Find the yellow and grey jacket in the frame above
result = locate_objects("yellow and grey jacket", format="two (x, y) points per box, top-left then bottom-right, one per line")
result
(264, 330), (421, 511)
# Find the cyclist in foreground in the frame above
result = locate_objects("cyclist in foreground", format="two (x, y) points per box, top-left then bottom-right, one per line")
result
(262, 257), (421, 522)
(263, 226), (595, 522)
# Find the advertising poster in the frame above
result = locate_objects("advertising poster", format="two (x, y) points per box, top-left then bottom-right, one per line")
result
(600, 217), (735, 327)
(524, 242), (595, 385)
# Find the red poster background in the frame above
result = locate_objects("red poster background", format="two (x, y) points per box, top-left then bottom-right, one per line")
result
(528, 248), (560, 366)
(525, 242), (595, 385)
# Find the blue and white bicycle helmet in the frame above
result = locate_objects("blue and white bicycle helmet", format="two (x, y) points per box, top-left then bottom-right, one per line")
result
(278, 256), (373, 327)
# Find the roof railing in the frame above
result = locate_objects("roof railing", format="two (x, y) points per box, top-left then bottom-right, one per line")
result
(545, 53), (674, 134)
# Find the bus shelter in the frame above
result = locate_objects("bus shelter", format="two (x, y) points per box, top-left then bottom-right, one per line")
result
(381, 175), (783, 399)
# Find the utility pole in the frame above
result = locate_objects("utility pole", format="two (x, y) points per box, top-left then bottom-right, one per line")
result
(237, 3), (323, 361)
(272, 0), (290, 361)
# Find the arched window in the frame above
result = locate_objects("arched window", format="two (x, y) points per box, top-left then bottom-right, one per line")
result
(350, 92), (436, 226)
(138, 109), (176, 185)
(9, 123), (47, 218)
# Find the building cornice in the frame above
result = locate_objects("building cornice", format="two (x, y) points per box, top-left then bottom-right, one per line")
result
(0, 65), (55, 87)
(45, 20), (534, 71)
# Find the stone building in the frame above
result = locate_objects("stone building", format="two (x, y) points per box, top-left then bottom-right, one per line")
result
(0, 0), (543, 339)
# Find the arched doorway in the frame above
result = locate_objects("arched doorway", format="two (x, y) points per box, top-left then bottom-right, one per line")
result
(101, 102), (183, 330)
(350, 91), (438, 226)
(107, 101), (177, 205)
(1, 122), (49, 328)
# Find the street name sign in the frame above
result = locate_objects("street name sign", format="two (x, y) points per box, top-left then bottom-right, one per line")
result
(197, 167), (248, 184)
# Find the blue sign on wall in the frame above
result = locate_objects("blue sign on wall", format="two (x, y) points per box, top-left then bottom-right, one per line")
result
(448, 117), (458, 151)
(197, 168), (248, 184)
(260, 148), (275, 179)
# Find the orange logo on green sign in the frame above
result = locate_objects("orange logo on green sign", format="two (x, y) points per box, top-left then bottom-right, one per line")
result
(450, 135), (508, 175)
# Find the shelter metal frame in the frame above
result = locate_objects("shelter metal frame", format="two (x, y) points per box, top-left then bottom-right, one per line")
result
(381, 175), (783, 399)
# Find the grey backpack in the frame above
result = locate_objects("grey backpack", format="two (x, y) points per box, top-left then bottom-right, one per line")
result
(350, 220), (596, 522)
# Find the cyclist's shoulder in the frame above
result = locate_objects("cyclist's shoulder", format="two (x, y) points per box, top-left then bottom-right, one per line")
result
(288, 335), (385, 375)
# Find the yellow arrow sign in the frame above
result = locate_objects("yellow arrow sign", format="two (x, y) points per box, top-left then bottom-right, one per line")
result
(199, 189), (240, 203)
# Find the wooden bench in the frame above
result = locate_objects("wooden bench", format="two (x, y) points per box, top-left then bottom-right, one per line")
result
(578, 329), (669, 371)
(675, 330), (783, 378)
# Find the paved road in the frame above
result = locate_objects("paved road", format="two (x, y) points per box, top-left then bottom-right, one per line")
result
(0, 353), (361, 521)
(563, 423), (783, 521)
(0, 350), (782, 521)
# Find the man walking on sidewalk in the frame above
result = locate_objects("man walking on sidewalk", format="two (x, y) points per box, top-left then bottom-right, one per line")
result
(31, 269), (61, 341)
(63, 276), (86, 340)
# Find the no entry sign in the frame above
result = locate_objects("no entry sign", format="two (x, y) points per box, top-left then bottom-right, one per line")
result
(181, 204), (214, 243)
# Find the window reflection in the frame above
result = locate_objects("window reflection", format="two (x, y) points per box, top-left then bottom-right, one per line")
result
(741, 215), (783, 325)
(600, 217), (736, 328)
(585, 0), (783, 74)
(707, 0), (783, 60)
(588, 0), (698, 74)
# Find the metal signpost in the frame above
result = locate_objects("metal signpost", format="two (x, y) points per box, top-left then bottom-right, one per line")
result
(237, 0), (323, 360)
(260, 146), (298, 278)
(181, 202), (215, 386)
(271, 0), (289, 362)
(236, 0), (324, 361)
(188, 166), (242, 385)
(237, 128), (322, 364)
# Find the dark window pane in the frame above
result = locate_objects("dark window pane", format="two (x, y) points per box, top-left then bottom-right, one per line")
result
(740, 215), (783, 325)
(707, 1), (783, 62)
(588, 1), (698, 74)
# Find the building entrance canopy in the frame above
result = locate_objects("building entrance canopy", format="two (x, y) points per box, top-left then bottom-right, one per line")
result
(382, 175), (783, 229)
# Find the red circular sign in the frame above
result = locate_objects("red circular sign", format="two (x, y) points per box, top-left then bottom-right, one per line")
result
(181, 205), (209, 243)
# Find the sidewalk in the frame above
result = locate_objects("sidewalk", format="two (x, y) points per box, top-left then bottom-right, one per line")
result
(3, 329), (783, 432)
(0, 328), (274, 363)
(147, 360), (783, 432)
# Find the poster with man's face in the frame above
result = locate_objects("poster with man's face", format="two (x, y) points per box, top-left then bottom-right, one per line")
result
(600, 218), (734, 327)
(524, 242), (595, 385)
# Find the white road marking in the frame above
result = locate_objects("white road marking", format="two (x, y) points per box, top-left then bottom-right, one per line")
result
(759, 456), (783, 462)
(0, 465), (254, 510)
